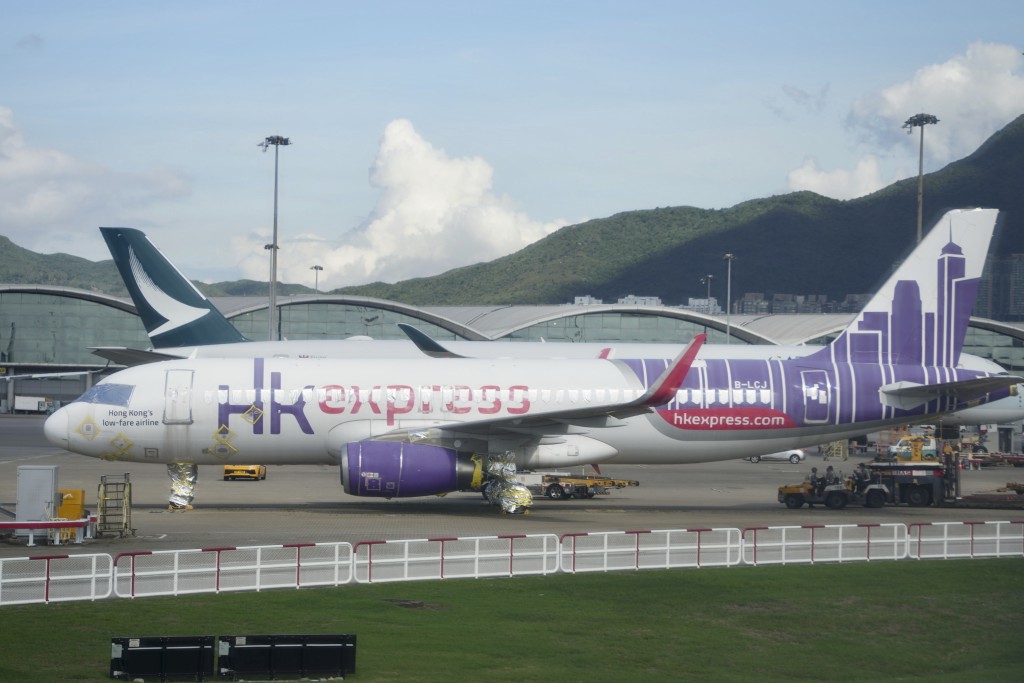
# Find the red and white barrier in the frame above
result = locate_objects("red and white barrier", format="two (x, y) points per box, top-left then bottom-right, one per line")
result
(907, 521), (1024, 560)
(559, 528), (742, 574)
(3, 521), (1022, 605)
(741, 523), (908, 566)
(0, 516), (96, 547)
(353, 534), (560, 584)
(112, 542), (353, 598)
(0, 553), (112, 605)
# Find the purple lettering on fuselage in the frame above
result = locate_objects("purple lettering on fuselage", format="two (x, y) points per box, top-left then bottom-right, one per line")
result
(218, 358), (314, 435)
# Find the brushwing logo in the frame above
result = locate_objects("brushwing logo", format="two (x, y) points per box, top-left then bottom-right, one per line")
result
(128, 246), (209, 336)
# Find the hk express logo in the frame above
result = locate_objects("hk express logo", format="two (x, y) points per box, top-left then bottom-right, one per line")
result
(218, 358), (314, 435)
(218, 358), (533, 434)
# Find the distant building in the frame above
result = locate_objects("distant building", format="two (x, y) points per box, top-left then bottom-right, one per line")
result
(617, 295), (662, 306)
(736, 293), (770, 315)
(573, 295), (603, 305)
(681, 297), (721, 315)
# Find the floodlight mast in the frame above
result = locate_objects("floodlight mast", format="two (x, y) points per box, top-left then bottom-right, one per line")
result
(259, 135), (291, 340)
(723, 254), (736, 344)
(902, 114), (938, 243)
(311, 264), (323, 294)
(701, 274), (714, 313)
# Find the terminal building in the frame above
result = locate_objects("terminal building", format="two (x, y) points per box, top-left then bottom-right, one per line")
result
(3, 283), (1024, 414)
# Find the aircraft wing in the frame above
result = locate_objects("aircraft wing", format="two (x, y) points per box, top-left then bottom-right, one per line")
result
(90, 347), (186, 366)
(879, 375), (1024, 411)
(376, 333), (706, 443)
(0, 369), (102, 382)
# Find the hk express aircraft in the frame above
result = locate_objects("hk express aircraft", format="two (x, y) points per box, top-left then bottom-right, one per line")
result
(92, 218), (1024, 426)
(45, 208), (1022, 499)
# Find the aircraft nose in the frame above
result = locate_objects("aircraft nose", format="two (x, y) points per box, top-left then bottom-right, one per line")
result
(44, 407), (69, 448)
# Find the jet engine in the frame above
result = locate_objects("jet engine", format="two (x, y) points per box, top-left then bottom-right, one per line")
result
(340, 441), (482, 498)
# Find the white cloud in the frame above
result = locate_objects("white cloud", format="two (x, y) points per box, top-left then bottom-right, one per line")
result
(848, 42), (1024, 162)
(787, 155), (885, 200)
(0, 106), (191, 256)
(788, 42), (1024, 200)
(236, 119), (567, 289)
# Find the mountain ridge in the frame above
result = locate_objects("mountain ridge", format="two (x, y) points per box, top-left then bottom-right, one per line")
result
(2, 114), (1022, 308)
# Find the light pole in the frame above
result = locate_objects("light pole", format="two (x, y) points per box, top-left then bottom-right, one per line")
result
(723, 254), (736, 343)
(259, 134), (291, 340)
(263, 244), (276, 337)
(700, 274), (714, 314)
(902, 114), (938, 243)
(310, 265), (323, 294)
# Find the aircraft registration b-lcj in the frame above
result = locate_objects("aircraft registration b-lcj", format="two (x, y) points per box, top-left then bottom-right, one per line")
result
(44, 208), (1021, 510)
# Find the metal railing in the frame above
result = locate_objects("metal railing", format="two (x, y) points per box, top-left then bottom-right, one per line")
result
(112, 542), (353, 599)
(353, 534), (560, 584)
(741, 523), (908, 566)
(559, 528), (742, 573)
(3, 521), (1022, 605)
(0, 553), (112, 605)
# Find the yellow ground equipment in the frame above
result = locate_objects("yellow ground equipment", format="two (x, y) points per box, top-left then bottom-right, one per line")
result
(778, 474), (889, 510)
(55, 488), (86, 542)
(223, 464), (267, 481)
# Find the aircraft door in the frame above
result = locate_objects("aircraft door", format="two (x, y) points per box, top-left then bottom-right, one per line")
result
(801, 370), (831, 424)
(163, 369), (194, 425)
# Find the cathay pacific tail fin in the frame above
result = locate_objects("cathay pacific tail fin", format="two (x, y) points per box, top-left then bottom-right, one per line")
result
(100, 227), (248, 348)
(810, 208), (998, 368)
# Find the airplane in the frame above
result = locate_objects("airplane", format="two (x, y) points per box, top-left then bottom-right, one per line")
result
(44, 208), (1022, 509)
(96, 222), (1024, 426)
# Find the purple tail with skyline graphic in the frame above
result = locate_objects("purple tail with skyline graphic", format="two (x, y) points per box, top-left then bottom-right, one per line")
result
(620, 208), (1013, 441)
(809, 208), (997, 368)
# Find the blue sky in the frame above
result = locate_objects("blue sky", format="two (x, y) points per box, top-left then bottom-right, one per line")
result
(2, 1), (1022, 289)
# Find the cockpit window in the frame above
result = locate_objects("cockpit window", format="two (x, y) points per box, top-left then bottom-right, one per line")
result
(74, 383), (134, 407)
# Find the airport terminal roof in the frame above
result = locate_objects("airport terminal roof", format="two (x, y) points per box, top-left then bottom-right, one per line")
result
(208, 295), (1024, 346)
(6, 284), (1024, 349)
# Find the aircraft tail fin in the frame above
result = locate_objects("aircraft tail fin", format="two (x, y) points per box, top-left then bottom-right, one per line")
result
(397, 323), (466, 358)
(100, 227), (249, 348)
(810, 208), (998, 368)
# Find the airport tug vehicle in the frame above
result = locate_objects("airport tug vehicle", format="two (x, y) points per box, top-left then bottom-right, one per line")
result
(778, 470), (890, 510)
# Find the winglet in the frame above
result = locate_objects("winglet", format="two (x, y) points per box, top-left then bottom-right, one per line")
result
(641, 333), (705, 406)
(397, 323), (466, 358)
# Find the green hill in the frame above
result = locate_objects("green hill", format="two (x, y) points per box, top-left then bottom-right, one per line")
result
(2, 114), (1023, 306)
(335, 114), (1024, 305)
(0, 237), (128, 296)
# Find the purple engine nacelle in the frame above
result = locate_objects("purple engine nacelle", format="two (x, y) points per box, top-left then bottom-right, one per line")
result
(341, 441), (482, 498)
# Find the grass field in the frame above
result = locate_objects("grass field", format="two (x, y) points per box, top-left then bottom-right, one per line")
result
(2, 558), (1023, 682)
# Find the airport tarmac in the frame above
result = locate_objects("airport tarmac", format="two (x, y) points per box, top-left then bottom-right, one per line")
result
(3, 414), (1024, 559)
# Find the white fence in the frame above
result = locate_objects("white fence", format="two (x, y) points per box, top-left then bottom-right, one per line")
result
(353, 534), (560, 584)
(0, 553), (112, 605)
(2, 521), (1022, 605)
(113, 542), (354, 598)
(907, 520), (1024, 560)
(741, 523), (908, 566)
(559, 528), (742, 573)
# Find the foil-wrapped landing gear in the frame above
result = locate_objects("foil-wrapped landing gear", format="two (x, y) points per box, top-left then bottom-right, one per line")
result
(484, 453), (533, 514)
(167, 462), (198, 511)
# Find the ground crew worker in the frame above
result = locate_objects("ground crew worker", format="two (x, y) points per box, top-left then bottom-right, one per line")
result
(852, 463), (869, 492)
(808, 466), (822, 496)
